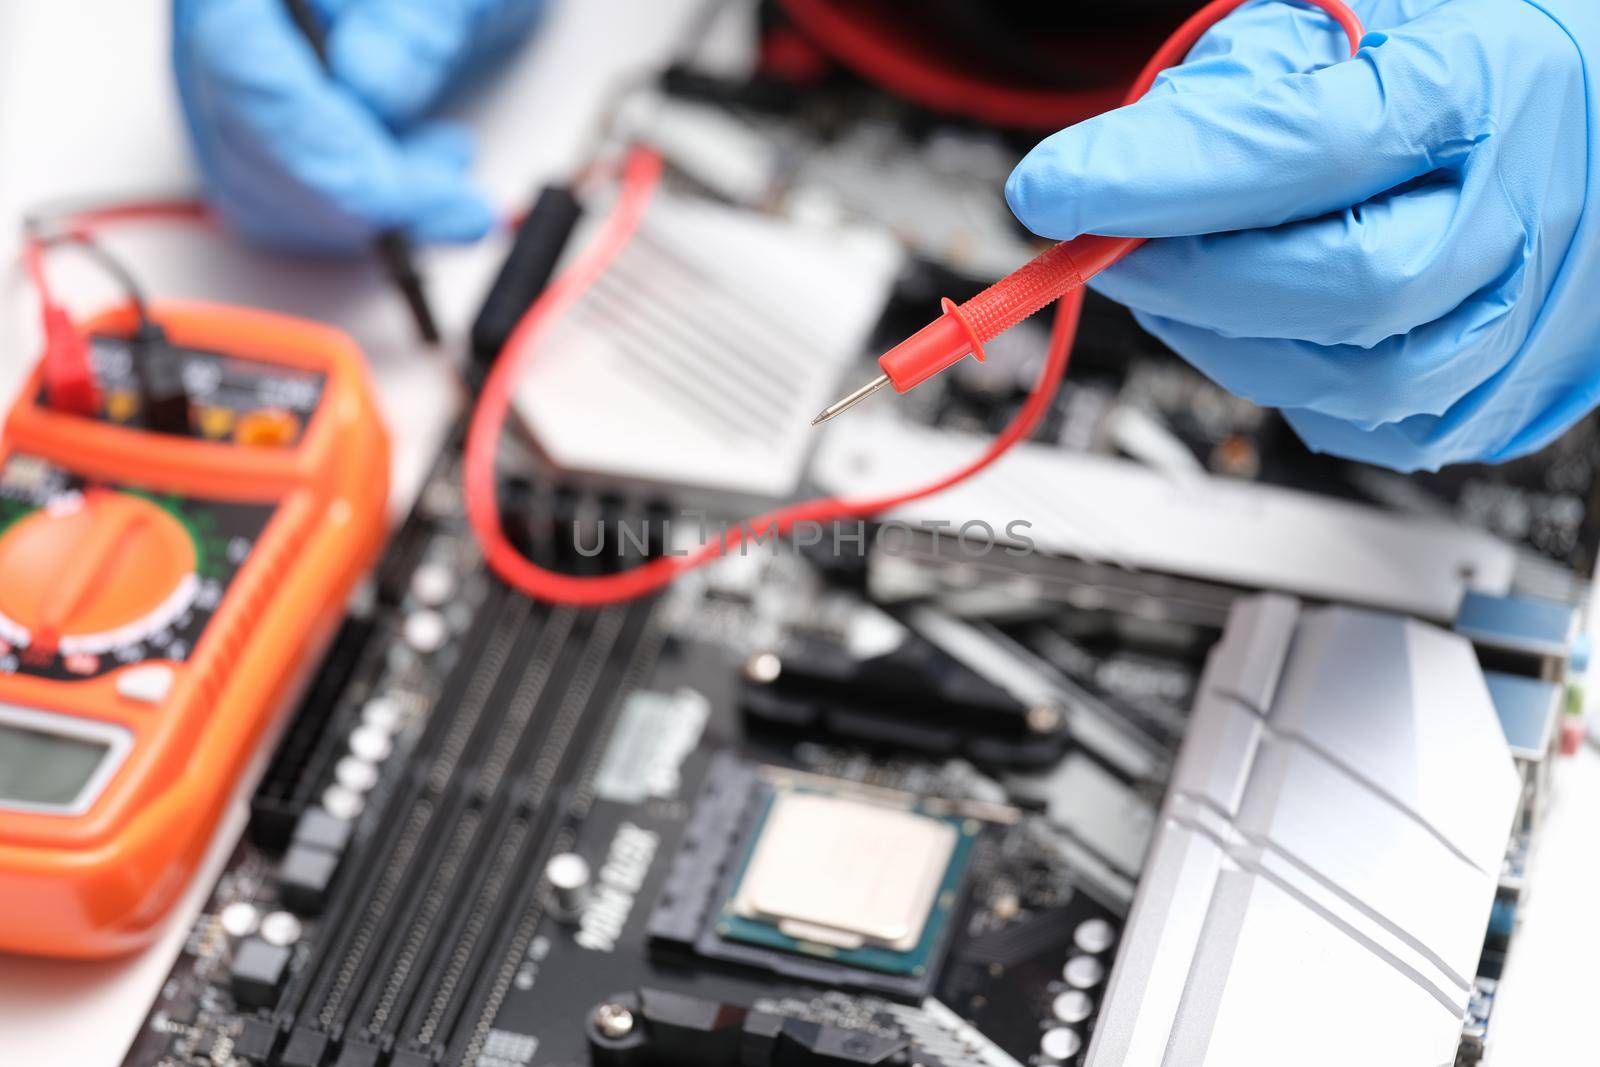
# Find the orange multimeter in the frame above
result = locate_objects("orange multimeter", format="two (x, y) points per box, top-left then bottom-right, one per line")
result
(0, 301), (389, 958)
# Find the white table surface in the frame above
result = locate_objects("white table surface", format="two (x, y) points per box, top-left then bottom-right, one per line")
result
(0, 3), (1592, 1065)
(0, 2), (704, 1063)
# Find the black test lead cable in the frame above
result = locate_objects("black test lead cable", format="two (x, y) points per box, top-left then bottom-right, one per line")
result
(22, 225), (191, 431)
(284, 0), (444, 345)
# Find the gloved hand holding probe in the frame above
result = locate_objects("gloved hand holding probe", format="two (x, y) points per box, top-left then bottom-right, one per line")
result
(172, 0), (545, 254)
(1006, 0), (1600, 472)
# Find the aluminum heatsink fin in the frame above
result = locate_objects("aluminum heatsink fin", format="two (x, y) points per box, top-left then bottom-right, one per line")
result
(1086, 595), (1520, 1067)
(513, 192), (900, 508)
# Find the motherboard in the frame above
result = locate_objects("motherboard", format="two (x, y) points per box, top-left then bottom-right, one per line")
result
(114, 11), (1587, 1064)
(117, 414), (1570, 1067)
(120, 438), (1185, 1067)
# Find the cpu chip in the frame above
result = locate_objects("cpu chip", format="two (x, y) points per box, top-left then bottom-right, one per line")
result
(720, 788), (976, 977)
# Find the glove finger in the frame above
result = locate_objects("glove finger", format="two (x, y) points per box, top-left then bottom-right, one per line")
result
(327, 0), (466, 124)
(1005, 4), (1489, 240)
(1284, 354), (1597, 472)
(308, 0), (354, 24)
(394, 126), (496, 243)
(1282, 406), (1478, 473)
(1144, 1), (1466, 99)
(1123, 276), (1523, 430)
(1091, 165), (1527, 349)
(402, 120), (477, 171)
(327, 0), (545, 125)
(1139, 0), (1353, 99)
(176, 0), (491, 251)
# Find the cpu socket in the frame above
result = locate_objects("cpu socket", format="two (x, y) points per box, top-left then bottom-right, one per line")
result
(647, 756), (986, 997)
(717, 786), (977, 982)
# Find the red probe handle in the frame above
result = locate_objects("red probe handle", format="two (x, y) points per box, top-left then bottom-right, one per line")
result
(878, 235), (1128, 392)
(878, 0), (1365, 394)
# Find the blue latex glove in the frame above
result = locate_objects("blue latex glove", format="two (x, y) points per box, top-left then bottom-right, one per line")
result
(173, 0), (545, 253)
(1006, 0), (1600, 472)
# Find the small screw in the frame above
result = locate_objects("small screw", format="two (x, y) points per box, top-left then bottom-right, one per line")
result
(1026, 703), (1063, 734)
(744, 651), (782, 684)
(593, 1002), (635, 1039)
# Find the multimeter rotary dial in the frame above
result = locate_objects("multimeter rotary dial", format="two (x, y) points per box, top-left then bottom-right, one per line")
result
(0, 457), (274, 681)
(0, 490), (198, 663)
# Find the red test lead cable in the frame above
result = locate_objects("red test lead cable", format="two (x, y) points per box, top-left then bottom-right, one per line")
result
(771, 0), (1129, 130)
(815, 0), (1364, 423)
(468, 0), (1365, 606)
(23, 237), (100, 417)
(464, 148), (1086, 606)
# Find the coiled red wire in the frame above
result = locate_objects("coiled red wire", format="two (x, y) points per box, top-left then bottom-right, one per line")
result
(464, 0), (1364, 606)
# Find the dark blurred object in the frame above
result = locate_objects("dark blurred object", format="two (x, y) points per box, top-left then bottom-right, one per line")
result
(470, 184), (582, 380)
(769, 0), (1194, 128)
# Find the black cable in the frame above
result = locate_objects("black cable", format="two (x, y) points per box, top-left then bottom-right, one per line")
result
(26, 228), (153, 324)
(24, 225), (192, 432)
(282, 0), (442, 344)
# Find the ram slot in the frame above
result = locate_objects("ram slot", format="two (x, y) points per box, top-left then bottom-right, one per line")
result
(274, 587), (531, 1039)
(397, 604), (637, 1058)
(335, 606), (584, 1051)
(442, 602), (665, 1066)
(311, 597), (547, 1038)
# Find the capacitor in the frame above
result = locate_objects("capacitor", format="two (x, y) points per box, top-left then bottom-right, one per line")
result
(321, 784), (365, 821)
(1063, 954), (1105, 989)
(546, 852), (592, 917)
(1052, 989), (1093, 1025)
(360, 696), (402, 734)
(349, 724), (393, 764)
(219, 901), (260, 939)
(744, 651), (782, 684)
(258, 911), (304, 947)
(1040, 1027), (1083, 1062)
(1073, 918), (1116, 955)
(403, 608), (448, 653)
(335, 755), (380, 794)
(409, 562), (457, 607)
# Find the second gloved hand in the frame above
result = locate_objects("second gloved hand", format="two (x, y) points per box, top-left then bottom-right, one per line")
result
(1005, 0), (1600, 472)
(173, 0), (546, 253)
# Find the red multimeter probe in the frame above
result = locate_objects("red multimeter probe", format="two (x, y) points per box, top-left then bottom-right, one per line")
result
(0, 301), (388, 958)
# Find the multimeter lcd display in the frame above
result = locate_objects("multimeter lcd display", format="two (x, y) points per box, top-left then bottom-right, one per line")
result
(0, 721), (109, 807)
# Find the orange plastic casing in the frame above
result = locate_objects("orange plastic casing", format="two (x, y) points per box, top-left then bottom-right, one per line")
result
(0, 301), (390, 958)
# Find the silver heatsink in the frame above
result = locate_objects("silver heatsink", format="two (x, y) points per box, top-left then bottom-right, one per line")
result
(1087, 595), (1519, 1067)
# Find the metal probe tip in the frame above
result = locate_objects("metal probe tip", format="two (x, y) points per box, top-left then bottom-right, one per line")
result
(812, 373), (891, 426)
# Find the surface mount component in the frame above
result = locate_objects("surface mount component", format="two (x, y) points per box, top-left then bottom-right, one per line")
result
(1086, 595), (1521, 1067)
(584, 987), (933, 1067)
